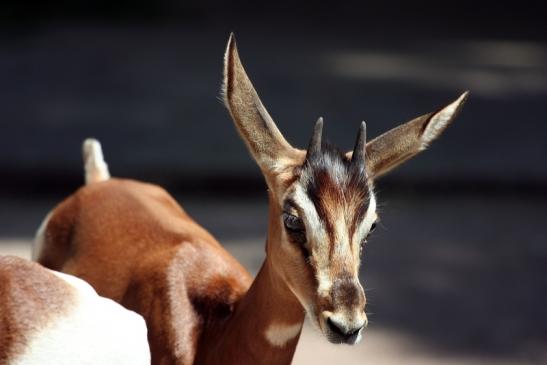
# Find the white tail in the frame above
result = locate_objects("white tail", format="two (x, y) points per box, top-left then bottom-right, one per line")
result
(83, 138), (110, 184)
(35, 34), (467, 365)
(0, 256), (150, 365)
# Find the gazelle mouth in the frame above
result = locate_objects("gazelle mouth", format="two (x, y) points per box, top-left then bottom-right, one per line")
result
(320, 314), (366, 345)
(325, 320), (364, 345)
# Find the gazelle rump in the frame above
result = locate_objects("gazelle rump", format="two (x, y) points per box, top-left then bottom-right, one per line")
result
(34, 34), (468, 365)
(0, 256), (150, 365)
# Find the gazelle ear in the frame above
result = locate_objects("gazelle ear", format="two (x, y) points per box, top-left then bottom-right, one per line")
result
(222, 33), (299, 173)
(347, 92), (468, 179)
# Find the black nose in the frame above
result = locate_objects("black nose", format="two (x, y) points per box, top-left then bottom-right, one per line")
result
(327, 317), (362, 339)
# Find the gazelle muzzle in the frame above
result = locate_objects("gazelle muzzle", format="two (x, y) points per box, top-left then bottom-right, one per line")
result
(319, 276), (367, 344)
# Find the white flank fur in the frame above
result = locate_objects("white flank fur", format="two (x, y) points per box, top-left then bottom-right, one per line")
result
(264, 323), (303, 347)
(83, 138), (110, 184)
(13, 271), (150, 365)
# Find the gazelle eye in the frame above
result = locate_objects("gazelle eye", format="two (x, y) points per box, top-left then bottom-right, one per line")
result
(283, 213), (304, 232)
(365, 221), (377, 240)
(360, 221), (378, 254)
(282, 212), (307, 249)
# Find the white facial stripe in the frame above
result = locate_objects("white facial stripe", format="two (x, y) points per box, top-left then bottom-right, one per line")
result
(364, 192), (377, 232)
(367, 193), (378, 225)
(290, 185), (335, 305)
(264, 322), (303, 347)
(292, 184), (327, 248)
(353, 192), (377, 252)
(317, 270), (331, 297)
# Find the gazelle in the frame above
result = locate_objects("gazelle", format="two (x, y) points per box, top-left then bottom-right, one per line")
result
(0, 255), (150, 365)
(34, 34), (468, 365)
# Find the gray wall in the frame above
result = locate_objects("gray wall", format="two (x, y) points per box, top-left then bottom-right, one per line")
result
(1, 5), (546, 193)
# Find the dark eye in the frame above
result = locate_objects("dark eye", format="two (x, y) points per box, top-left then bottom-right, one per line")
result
(282, 212), (307, 248)
(360, 221), (378, 253)
(365, 222), (377, 240)
(283, 213), (305, 232)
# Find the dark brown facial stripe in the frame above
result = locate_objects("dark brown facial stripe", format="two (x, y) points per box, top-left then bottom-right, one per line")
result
(306, 168), (337, 246)
(301, 143), (370, 254)
(331, 276), (364, 308)
(347, 174), (371, 240)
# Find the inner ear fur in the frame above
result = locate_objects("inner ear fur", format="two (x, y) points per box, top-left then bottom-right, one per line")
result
(222, 34), (300, 174)
(347, 92), (468, 179)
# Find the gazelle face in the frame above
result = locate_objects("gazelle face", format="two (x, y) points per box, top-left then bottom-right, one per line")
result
(222, 33), (468, 345)
(277, 139), (377, 344)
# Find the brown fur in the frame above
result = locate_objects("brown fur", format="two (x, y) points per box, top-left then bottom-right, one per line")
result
(38, 179), (307, 364)
(0, 256), (75, 364)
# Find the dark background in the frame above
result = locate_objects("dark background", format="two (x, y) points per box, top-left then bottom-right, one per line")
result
(1, 1), (546, 363)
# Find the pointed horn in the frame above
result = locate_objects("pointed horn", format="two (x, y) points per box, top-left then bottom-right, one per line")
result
(306, 117), (324, 160)
(351, 121), (367, 168)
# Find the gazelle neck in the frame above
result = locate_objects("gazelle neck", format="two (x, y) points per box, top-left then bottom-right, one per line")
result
(199, 204), (305, 365)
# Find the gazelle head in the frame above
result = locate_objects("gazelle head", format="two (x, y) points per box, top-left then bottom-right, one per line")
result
(222, 34), (467, 345)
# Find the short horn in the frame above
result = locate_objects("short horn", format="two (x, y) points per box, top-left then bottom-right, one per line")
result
(306, 117), (324, 160)
(351, 121), (367, 168)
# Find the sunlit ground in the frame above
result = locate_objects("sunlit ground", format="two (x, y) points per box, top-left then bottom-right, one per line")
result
(0, 239), (530, 365)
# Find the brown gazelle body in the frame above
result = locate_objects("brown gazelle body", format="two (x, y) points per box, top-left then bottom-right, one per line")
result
(35, 34), (468, 365)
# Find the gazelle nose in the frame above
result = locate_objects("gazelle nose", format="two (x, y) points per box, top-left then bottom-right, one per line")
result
(326, 317), (364, 339)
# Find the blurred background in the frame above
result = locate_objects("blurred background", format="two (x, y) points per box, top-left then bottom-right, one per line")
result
(1, 1), (546, 364)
